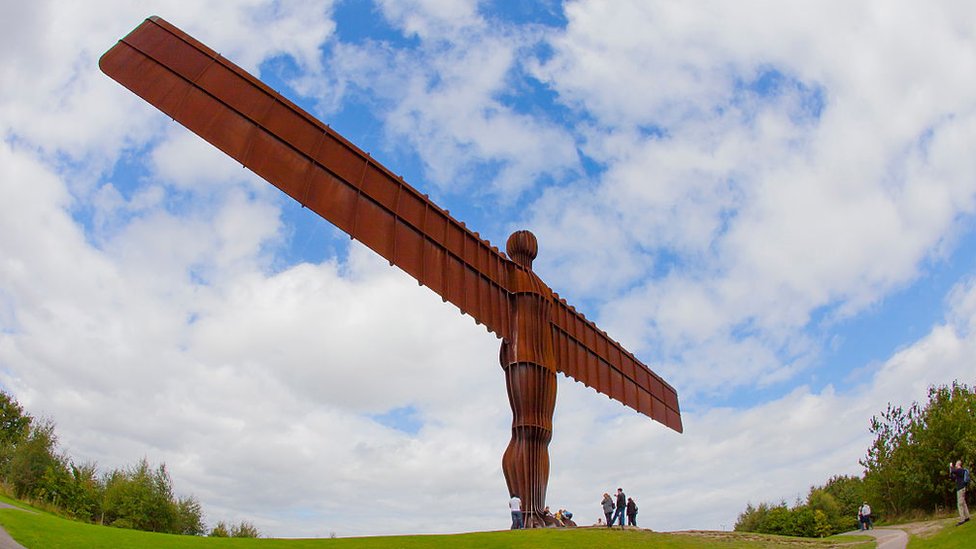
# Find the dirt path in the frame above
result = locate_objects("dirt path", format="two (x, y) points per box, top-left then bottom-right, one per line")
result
(0, 503), (29, 549)
(840, 528), (908, 549)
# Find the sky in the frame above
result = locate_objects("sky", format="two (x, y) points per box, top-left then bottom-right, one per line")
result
(2, 0), (976, 538)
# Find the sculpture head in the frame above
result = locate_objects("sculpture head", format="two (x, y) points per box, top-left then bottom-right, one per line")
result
(507, 230), (538, 269)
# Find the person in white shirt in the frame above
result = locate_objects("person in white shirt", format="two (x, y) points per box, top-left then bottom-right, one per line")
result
(859, 502), (873, 530)
(509, 495), (523, 529)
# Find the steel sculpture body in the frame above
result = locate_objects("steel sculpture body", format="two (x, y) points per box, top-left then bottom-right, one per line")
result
(100, 17), (682, 528)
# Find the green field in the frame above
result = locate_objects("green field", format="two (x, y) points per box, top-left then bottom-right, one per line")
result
(0, 498), (877, 549)
(6, 499), (975, 548)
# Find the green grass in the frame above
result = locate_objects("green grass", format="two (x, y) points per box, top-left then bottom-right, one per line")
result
(906, 517), (976, 548)
(0, 497), (874, 549)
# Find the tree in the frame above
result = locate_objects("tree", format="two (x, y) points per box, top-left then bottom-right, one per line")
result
(101, 459), (178, 533)
(175, 496), (205, 536)
(760, 504), (795, 535)
(735, 380), (976, 535)
(61, 461), (102, 522)
(0, 392), (216, 536)
(209, 519), (260, 538)
(807, 489), (843, 532)
(808, 476), (864, 533)
(209, 521), (230, 537)
(813, 509), (832, 538)
(230, 520), (260, 538)
(0, 392), (30, 441)
(818, 475), (865, 524)
(909, 382), (976, 510)
(0, 391), (31, 474)
(861, 381), (976, 517)
(734, 502), (769, 532)
(860, 401), (922, 516)
(7, 418), (63, 501)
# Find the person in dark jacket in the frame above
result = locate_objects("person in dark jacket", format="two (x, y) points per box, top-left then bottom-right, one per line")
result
(610, 488), (627, 527)
(601, 493), (614, 527)
(626, 497), (638, 527)
(950, 460), (971, 525)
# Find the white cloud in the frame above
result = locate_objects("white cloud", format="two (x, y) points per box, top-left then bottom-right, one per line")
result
(521, 0), (976, 396)
(322, 1), (580, 199)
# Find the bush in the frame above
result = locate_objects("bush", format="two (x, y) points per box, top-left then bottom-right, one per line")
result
(210, 521), (229, 537)
(8, 419), (65, 501)
(101, 459), (179, 533)
(0, 392), (31, 475)
(0, 391), (227, 537)
(61, 462), (102, 522)
(176, 496), (206, 535)
(735, 492), (856, 537)
(210, 519), (260, 538)
(231, 520), (260, 538)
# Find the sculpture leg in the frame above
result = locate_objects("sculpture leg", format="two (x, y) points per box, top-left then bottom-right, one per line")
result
(501, 358), (557, 528)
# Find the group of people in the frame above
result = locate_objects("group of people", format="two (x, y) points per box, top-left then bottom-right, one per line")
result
(857, 501), (872, 530)
(508, 488), (640, 530)
(601, 488), (638, 528)
(544, 506), (574, 526)
(507, 496), (575, 529)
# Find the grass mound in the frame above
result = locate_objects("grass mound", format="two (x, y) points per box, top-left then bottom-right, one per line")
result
(902, 516), (976, 548)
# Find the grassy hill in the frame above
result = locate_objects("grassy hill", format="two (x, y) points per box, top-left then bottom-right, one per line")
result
(0, 496), (876, 549)
(900, 516), (975, 548)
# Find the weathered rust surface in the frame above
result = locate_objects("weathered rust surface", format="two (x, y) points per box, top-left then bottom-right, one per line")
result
(500, 230), (557, 525)
(100, 16), (683, 525)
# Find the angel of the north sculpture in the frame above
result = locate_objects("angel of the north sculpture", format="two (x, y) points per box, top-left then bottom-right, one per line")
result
(100, 16), (682, 528)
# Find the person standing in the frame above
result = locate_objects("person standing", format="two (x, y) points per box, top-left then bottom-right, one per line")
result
(610, 488), (627, 527)
(510, 494), (524, 529)
(601, 493), (614, 527)
(950, 460), (971, 526)
(626, 497), (638, 527)
(859, 502), (873, 530)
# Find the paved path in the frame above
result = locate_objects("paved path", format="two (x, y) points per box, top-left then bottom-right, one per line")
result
(841, 528), (908, 549)
(0, 503), (28, 549)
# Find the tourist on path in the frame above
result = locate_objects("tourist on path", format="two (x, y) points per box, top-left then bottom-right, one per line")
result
(859, 502), (873, 530)
(950, 460), (971, 526)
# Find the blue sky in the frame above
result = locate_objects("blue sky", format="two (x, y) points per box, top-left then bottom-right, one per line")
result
(2, 0), (976, 539)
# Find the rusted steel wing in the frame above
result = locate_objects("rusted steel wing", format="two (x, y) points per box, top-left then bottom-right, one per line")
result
(99, 16), (512, 338)
(550, 296), (683, 432)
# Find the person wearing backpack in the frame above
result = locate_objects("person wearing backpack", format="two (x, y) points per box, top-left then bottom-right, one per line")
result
(949, 460), (971, 526)
(601, 493), (614, 527)
(626, 497), (638, 527)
